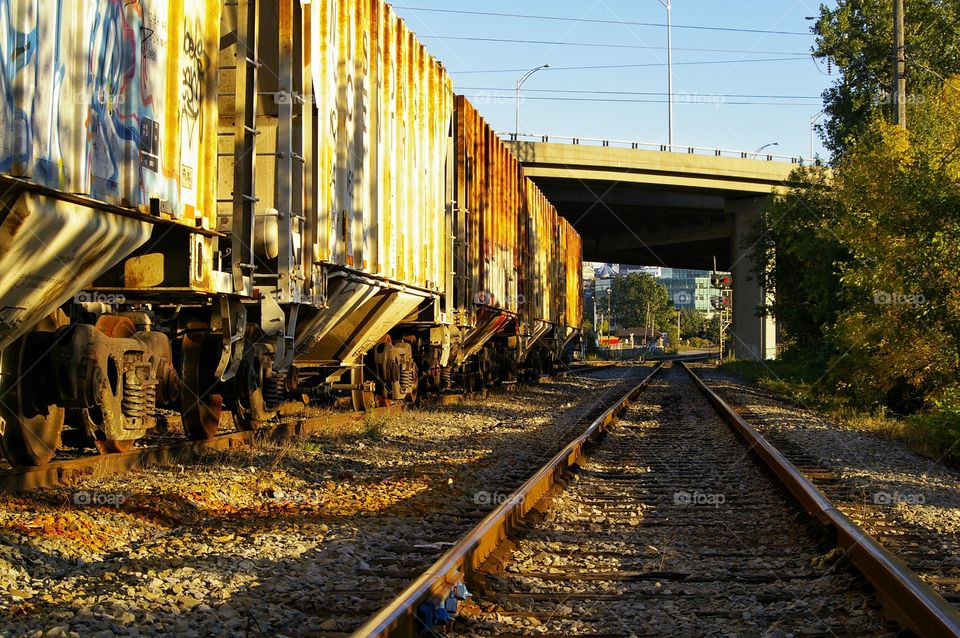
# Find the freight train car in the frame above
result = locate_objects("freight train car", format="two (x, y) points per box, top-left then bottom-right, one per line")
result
(0, 0), (581, 467)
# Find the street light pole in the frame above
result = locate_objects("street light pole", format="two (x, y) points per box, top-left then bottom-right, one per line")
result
(515, 64), (549, 139)
(659, 0), (674, 147)
(754, 142), (779, 157)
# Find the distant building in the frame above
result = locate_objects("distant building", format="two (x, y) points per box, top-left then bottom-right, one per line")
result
(656, 267), (727, 315)
(593, 263), (617, 279)
(581, 263), (729, 336)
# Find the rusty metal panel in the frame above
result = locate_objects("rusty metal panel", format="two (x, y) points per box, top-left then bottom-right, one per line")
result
(0, 190), (152, 351)
(300, 0), (450, 293)
(0, 0), (220, 228)
(309, 0), (338, 265)
(454, 97), (521, 315)
(564, 219), (584, 332)
(523, 178), (561, 325)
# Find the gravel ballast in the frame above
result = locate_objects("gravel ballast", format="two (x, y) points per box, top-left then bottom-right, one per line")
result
(0, 366), (646, 637)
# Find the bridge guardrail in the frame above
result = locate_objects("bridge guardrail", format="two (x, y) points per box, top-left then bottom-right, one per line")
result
(505, 132), (823, 166)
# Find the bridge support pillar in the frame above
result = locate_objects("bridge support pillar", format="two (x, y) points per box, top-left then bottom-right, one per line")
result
(726, 196), (776, 360)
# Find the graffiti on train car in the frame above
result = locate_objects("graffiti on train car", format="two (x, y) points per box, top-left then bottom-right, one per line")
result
(181, 22), (206, 141)
(0, 0), (218, 223)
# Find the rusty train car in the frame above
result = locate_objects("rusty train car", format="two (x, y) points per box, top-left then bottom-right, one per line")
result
(0, 0), (582, 466)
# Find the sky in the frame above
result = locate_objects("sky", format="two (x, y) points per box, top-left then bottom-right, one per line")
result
(392, 1), (837, 160)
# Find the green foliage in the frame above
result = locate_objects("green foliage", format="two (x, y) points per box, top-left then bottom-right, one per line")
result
(754, 79), (960, 446)
(908, 385), (960, 464)
(609, 273), (672, 332)
(812, 0), (960, 157)
(362, 413), (388, 440)
(703, 313), (727, 343)
(666, 321), (680, 354)
(827, 84), (960, 410)
(751, 166), (847, 351)
(678, 308), (708, 339)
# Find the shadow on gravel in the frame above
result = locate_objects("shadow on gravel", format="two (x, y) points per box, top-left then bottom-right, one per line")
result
(0, 368), (657, 636)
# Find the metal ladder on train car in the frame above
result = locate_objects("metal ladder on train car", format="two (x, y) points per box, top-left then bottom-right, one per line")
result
(260, 0), (306, 306)
(218, 0), (260, 294)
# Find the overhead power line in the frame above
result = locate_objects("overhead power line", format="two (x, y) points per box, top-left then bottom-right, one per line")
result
(458, 94), (816, 107)
(459, 87), (822, 100)
(392, 6), (812, 37)
(450, 57), (812, 74)
(420, 35), (809, 57)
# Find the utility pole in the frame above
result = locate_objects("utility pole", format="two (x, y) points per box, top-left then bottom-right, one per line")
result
(676, 308), (681, 352)
(645, 301), (651, 348)
(893, 0), (907, 128)
(658, 0), (674, 147)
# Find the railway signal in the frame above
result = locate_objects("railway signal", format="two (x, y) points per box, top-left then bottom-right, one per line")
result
(711, 273), (732, 288)
(710, 295), (731, 310)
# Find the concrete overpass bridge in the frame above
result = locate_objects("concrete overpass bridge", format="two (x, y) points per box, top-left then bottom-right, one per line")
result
(507, 136), (810, 361)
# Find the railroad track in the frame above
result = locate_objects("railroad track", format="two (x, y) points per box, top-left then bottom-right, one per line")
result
(353, 362), (960, 637)
(689, 364), (960, 615)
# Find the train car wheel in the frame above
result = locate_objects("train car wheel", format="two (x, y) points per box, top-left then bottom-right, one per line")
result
(0, 310), (68, 466)
(180, 321), (224, 439)
(233, 359), (276, 431)
(351, 367), (374, 411)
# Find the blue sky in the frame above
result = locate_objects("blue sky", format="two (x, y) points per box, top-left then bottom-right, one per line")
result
(392, 1), (836, 159)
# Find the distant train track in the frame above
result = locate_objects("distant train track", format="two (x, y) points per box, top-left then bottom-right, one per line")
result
(352, 362), (960, 638)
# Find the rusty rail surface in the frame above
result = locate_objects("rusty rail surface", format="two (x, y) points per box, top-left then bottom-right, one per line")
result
(0, 404), (404, 495)
(350, 362), (666, 638)
(680, 362), (960, 638)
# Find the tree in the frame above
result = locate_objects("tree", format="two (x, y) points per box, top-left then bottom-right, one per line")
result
(827, 81), (960, 410)
(678, 308), (708, 339)
(609, 273), (672, 332)
(754, 79), (960, 414)
(812, 0), (960, 157)
(751, 166), (848, 354)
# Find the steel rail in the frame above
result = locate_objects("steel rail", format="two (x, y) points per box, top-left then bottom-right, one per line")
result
(350, 362), (665, 638)
(680, 362), (960, 638)
(0, 404), (404, 494)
